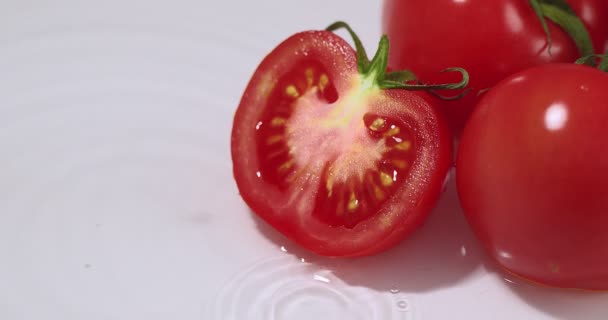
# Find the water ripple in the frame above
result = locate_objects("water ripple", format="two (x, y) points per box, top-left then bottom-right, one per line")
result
(211, 255), (415, 320)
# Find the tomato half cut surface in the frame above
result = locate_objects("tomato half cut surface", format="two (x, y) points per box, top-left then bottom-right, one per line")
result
(231, 29), (451, 257)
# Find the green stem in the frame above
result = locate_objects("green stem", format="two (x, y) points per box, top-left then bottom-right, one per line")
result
(575, 54), (608, 72)
(600, 56), (608, 72)
(365, 35), (389, 86)
(530, 0), (595, 56)
(529, 0), (552, 53)
(385, 70), (417, 83)
(380, 68), (469, 91)
(326, 21), (370, 74)
(326, 21), (470, 99)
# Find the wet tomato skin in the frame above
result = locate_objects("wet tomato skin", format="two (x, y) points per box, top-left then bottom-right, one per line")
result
(231, 30), (452, 257)
(457, 64), (608, 289)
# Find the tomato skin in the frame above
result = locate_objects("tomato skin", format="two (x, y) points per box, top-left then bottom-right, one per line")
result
(457, 63), (608, 290)
(576, 0), (608, 54)
(383, 0), (608, 136)
(231, 30), (452, 257)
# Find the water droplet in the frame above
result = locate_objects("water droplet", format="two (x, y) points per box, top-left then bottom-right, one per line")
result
(256, 171), (262, 178)
(313, 274), (331, 283)
(397, 300), (409, 311)
(460, 245), (467, 257)
(497, 250), (513, 259)
(280, 246), (288, 252)
(256, 121), (263, 130)
(300, 257), (306, 263)
(389, 288), (400, 294)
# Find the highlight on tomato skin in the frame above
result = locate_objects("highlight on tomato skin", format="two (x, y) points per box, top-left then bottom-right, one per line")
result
(231, 26), (453, 257)
(456, 63), (608, 290)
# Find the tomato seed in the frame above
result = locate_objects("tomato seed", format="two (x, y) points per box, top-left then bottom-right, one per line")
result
(380, 171), (393, 187)
(369, 118), (386, 132)
(347, 192), (359, 212)
(394, 141), (411, 151)
(271, 117), (287, 127)
(305, 68), (314, 87)
(285, 85), (299, 98)
(266, 135), (284, 145)
(384, 125), (400, 137)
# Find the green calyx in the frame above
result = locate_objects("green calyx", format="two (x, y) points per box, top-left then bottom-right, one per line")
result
(326, 21), (469, 99)
(529, 0), (594, 56)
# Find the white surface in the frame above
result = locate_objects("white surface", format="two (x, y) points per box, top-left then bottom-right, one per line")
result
(1, 1), (607, 319)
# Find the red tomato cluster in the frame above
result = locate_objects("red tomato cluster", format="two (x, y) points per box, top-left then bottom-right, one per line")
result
(384, 0), (608, 136)
(385, 0), (608, 290)
(231, 0), (608, 290)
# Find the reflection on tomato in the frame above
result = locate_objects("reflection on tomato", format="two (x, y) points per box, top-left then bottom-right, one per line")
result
(457, 63), (608, 290)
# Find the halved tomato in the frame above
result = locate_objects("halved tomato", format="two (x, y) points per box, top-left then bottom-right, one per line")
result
(231, 25), (454, 257)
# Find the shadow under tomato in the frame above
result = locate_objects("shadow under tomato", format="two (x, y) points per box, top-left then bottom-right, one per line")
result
(252, 175), (484, 293)
(487, 255), (608, 319)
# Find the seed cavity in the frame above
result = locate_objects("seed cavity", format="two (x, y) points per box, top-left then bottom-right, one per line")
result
(266, 135), (283, 145)
(278, 159), (295, 172)
(374, 186), (385, 201)
(336, 192), (345, 216)
(392, 160), (408, 169)
(267, 148), (288, 160)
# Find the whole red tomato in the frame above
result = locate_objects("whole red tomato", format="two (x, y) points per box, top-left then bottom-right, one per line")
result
(457, 63), (608, 290)
(383, 0), (608, 135)
(232, 26), (452, 257)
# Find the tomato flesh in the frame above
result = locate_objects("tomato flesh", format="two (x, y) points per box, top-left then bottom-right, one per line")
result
(457, 64), (608, 290)
(232, 30), (451, 257)
(256, 60), (338, 191)
(310, 114), (415, 228)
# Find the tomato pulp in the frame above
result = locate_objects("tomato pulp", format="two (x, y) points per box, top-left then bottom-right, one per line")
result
(457, 64), (608, 290)
(231, 29), (452, 257)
